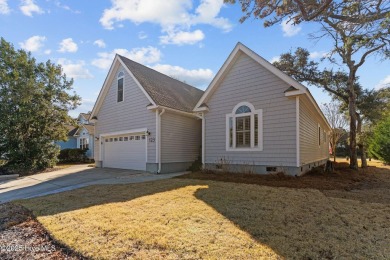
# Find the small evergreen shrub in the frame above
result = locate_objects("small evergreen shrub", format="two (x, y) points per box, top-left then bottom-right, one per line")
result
(58, 148), (87, 163)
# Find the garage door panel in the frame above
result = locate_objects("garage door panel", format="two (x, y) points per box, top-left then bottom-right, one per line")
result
(103, 134), (146, 170)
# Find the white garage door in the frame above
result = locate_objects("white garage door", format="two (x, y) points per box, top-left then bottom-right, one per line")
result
(103, 134), (146, 170)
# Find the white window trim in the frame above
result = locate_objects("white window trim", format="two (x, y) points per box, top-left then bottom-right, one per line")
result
(79, 137), (89, 150)
(226, 102), (263, 152)
(117, 71), (124, 103)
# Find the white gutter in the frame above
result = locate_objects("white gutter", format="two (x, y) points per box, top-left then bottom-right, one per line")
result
(157, 109), (166, 173)
(148, 105), (198, 118)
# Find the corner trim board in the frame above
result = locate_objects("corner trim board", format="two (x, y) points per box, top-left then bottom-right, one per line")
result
(296, 96), (300, 167)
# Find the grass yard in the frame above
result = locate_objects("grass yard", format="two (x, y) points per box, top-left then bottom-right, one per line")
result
(14, 162), (390, 259)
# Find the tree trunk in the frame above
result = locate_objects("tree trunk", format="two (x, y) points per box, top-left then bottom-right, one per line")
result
(333, 145), (337, 162)
(360, 144), (368, 168)
(356, 114), (367, 168)
(348, 74), (358, 170)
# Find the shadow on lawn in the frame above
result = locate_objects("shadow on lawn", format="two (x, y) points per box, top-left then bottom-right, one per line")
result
(15, 166), (390, 259)
(16, 179), (203, 216)
(193, 181), (390, 259)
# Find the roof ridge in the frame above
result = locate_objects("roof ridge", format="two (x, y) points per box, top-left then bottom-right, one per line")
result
(117, 55), (203, 92)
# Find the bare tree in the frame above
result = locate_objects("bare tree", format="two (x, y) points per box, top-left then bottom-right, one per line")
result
(322, 101), (348, 162)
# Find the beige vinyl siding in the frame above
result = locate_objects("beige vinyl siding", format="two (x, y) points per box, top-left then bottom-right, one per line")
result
(204, 52), (297, 166)
(299, 96), (329, 165)
(94, 63), (156, 163)
(161, 111), (201, 163)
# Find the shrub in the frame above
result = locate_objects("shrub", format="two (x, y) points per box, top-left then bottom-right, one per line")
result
(369, 115), (390, 164)
(3, 143), (60, 174)
(58, 148), (87, 163)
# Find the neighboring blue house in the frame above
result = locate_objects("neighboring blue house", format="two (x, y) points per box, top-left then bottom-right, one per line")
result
(56, 113), (95, 159)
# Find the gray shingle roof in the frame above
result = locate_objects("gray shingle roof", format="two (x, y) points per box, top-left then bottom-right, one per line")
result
(83, 124), (95, 135)
(65, 125), (78, 137)
(118, 55), (204, 112)
(80, 113), (91, 120)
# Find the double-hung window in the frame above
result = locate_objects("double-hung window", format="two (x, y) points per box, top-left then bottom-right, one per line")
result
(226, 102), (263, 151)
(80, 138), (89, 150)
(117, 71), (124, 102)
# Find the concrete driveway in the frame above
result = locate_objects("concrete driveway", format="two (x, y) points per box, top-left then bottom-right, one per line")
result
(0, 165), (186, 203)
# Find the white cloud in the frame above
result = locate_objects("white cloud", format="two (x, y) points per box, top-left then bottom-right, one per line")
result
(44, 49), (51, 55)
(138, 31), (148, 40)
(376, 75), (390, 90)
(20, 0), (44, 17)
(100, 0), (192, 30)
(57, 58), (93, 79)
(0, 0), (10, 14)
(281, 19), (301, 37)
(150, 64), (213, 88)
(269, 56), (280, 64)
(93, 39), (106, 48)
(92, 46), (162, 70)
(160, 29), (205, 45)
(19, 35), (46, 52)
(192, 0), (231, 32)
(54, 1), (80, 14)
(58, 38), (78, 53)
(309, 51), (329, 59)
(99, 0), (231, 45)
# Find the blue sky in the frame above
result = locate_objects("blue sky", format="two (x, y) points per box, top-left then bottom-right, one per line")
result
(1, 0), (389, 117)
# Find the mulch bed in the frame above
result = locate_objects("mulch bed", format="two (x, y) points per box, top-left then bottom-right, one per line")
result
(177, 162), (382, 191)
(0, 203), (85, 260)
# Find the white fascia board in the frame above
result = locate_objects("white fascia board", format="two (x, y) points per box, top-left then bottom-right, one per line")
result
(194, 43), (242, 110)
(233, 43), (332, 131)
(83, 126), (94, 135)
(194, 42), (309, 111)
(147, 105), (158, 110)
(148, 105), (198, 118)
(193, 107), (209, 112)
(305, 90), (332, 131)
(90, 55), (120, 119)
(194, 42), (331, 131)
(117, 58), (156, 107)
(90, 55), (157, 120)
(285, 90), (305, 97)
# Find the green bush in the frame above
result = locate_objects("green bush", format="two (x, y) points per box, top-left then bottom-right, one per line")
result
(58, 148), (87, 163)
(0, 37), (80, 174)
(369, 115), (390, 164)
(3, 143), (60, 174)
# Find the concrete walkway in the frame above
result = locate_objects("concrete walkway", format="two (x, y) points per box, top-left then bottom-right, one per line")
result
(0, 165), (187, 203)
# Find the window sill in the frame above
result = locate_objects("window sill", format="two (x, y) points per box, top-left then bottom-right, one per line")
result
(226, 147), (263, 152)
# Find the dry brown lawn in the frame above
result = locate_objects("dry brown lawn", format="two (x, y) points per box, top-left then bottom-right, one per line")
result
(16, 162), (390, 260)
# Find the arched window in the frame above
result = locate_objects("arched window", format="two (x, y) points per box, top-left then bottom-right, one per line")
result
(117, 71), (124, 102)
(235, 105), (251, 114)
(226, 102), (263, 151)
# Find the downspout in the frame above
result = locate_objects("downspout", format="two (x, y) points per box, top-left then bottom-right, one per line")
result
(157, 108), (165, 173)
(201, 112), (205, 167)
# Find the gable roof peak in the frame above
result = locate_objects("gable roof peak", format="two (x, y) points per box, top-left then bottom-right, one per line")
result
(193, 42), (330, 130)
(117, 55), (204, 112)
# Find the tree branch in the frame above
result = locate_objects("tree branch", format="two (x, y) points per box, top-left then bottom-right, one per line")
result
(354, 43), (387, 69)
(329, 10), (390, 23)
(295, 0), (333, 21)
